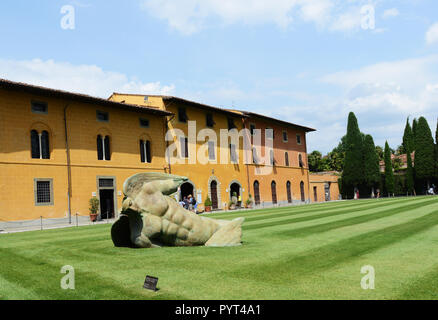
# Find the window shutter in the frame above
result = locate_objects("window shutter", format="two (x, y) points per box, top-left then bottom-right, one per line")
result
(104, 136), (111, 161)
(97, 135), (104, 160)
(146, 140), (152, 163)
(31, 130), (40, 159)
(41, 131), (50, 159)
(140, 140), (146, 163)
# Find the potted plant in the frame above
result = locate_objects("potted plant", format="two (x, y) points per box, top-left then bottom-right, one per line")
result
(89, 197), (100, 222)
(245, 194), (253, 209)
(204, 197), (212, 213)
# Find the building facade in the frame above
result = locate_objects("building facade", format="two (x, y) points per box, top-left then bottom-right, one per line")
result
(0, 79), (336, 223)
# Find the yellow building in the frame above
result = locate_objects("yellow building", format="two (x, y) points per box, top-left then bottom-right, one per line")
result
(309, 172), (341, 203)
(0, 79), (171, 222)
(109, 94), (250, 210)
(1, 79), (336, 223)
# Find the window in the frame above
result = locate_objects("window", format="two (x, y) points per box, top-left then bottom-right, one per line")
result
(271, 181), (277, 205)
(299, 154), (304, 168)
(285, 152), (290, 166)
(206, 113), (215, 128)
(297, 134), (302, 145)
(253, 181), (261, 205)
(31, 101), (48, 114)
(97, 135), (111, 161)
(300, 181), (305, 202)
(208, 141), (216, 160)
(30, 130), (50, 159)
(97, 111), (109, 122)
(266, 128), (274, 140)
(140, 140), (152, 163)
(178, 108), (188, 123)
(34, 179), (53, 206)
(230, 143), (237, 163)
(250, 124), (256, 136)
(283, 130), (288, 142)
(314, 187), (318, 202)
(139, 118), (150, 128)
(180, 137), (189, 158)
(286, 181), (292, 204)
(270, 150), (275, 166)
(228, 118), (237, 130)
(252, 147), (259, 164)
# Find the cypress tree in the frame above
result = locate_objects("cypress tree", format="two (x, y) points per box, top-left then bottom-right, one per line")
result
(342, 112), (364, 198)
(363, 135), (380, 197)
(402, 118), (414, 154)
(412, 118), (418, 151)
(406, 144), (415, 195)
(415, 117), (435, 191)
(384, 141), (395, 196)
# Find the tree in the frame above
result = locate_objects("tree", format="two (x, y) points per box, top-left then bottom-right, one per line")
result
(342, 112), (364, 198)
(403, 118), (414, 154)
(308, 151), (323, 172)
(363, 135), (380, 197)
(406, 146), (415, 195)
(384, 141), (395, 196)
(414, 117), (435, 192)
(412, 118), (418, 151)
(375, 145), (384, 161)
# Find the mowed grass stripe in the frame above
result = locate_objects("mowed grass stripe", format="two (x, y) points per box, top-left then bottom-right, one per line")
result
(396, 266), (438, 300)
(230, 209), (438, 284)
(277, 198), (438, 238)
(243, 197), (424, 231)
(242, 198), (405, 223)
(211, 197), (408, 220)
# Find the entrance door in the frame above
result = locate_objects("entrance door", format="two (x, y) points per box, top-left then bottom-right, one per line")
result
(98, 177), (116, 220)
(210, 181), (218, 209)
(180, 182), (194, 201)
(254, 181), (260, 205)
(100, 189), (115, 219)
(271, 181), (277, 204)
(286, 181), (292, 203)
(325, 183), (331, 201)
(300, 181), (305, 202)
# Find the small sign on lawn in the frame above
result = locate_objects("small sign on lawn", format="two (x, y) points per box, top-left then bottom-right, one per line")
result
(143, 275), (159, 292)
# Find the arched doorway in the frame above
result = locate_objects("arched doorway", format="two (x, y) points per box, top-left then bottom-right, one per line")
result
(210, 180), (219, 209)
(286, 181), (292, 204)
(271, 181), (277, 204)
(300, 181), (305, 202)
(254, 181), (260, 205)
(230, 182), (241, 200)
(180, 182), (195, 202)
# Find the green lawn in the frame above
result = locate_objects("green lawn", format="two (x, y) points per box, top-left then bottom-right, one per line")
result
(1, 196), (438, 300)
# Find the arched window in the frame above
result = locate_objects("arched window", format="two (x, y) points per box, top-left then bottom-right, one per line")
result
(253, 181), (261, 205)
(300, 181), (305, 202)
(41, 131), (50, 159)
(97, 135), (111, 161)
(286, 181), (292, 203)
(270, 150), (275, 166)
(285, 152), (289, 166)
(140, 140), (152, 163)
(271, 181), (277, 204)
(30, 130), (50, 159)
(299, 154), (304, 168)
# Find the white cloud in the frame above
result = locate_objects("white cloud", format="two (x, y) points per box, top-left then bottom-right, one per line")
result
(382, 8), (399, 19)
(0, 58), (175, 98)
(140, 0), (377, 35)
(426, 22), (438, 45)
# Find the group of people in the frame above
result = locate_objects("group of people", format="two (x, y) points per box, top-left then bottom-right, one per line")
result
(179, 195), (198, 212)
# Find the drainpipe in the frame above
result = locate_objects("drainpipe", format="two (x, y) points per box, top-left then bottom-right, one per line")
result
(64, 104), (72, 224)
(305, 133), (311, 204)
(242, 118), (251, 196)
(165, 112), (176, 175)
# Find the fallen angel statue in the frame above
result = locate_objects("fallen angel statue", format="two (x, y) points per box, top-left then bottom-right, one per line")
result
(111, 173), (244, 248)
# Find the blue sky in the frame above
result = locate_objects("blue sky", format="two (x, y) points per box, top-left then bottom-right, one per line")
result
(0, 0), (438, 153)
